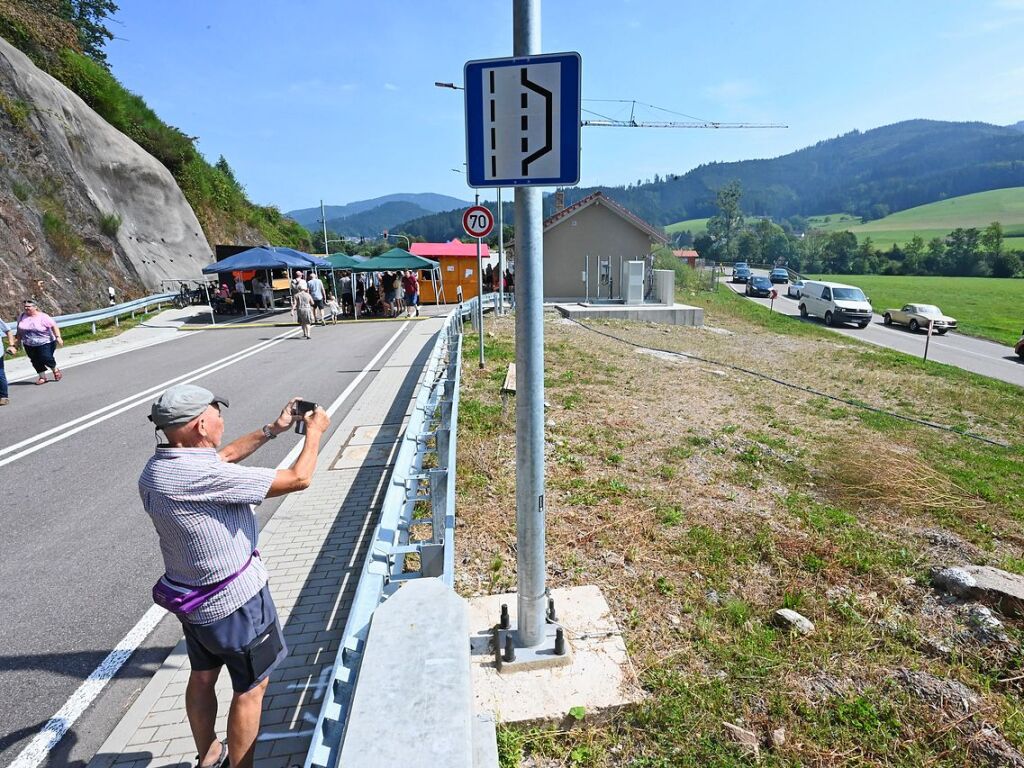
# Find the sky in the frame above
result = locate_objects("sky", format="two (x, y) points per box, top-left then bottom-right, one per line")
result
(105, 0), (1024, 213)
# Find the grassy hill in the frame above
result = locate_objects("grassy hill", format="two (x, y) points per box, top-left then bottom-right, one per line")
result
(843, 188), (1024, 250)
(664, 217), (710, 236)
(807, 274), (1024, 344)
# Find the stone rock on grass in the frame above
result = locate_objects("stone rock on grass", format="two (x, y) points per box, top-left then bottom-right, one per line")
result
(965, 604), (1010, 645)
(932, 565), (1024, 617)
(722, 722), (759, 758)
(770, 727), (786, 748)
(895, 668), (979, 714)
(772, 608), (815, 635)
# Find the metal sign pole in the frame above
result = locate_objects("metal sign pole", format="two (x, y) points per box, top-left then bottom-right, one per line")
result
(513, 0), (546, 649)
(924, 319), (933, 361)
(203, 282), (215, 325)
(497, 186), (505, 314)
(475, 192), (486, 368)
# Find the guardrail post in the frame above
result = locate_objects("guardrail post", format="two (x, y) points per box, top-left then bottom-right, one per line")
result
(114, 315), (119, 327)
(435, 429), (450, 471)
(429, 468), (447, 545)
(91, 321), (96, 334)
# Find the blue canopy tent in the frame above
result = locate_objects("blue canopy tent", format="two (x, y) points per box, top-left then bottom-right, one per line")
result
(201, 247), (310, 318)
(272, 247), (332, 269)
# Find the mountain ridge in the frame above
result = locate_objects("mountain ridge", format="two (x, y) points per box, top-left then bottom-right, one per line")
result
(287, 192), (469, 230)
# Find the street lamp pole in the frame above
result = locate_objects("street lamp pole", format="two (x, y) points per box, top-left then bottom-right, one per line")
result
(383, 233), (412, 250)
(497, 187), (505, 313)
(320, 199), (329, 260)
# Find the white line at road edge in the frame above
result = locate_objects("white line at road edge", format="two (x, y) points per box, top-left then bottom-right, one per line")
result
(8, 320), (412, 768)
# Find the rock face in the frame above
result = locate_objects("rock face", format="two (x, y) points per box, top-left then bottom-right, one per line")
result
(0, 36), (210, 318)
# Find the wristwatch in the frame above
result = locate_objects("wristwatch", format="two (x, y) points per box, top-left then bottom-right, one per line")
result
(262, 425), (277, 440)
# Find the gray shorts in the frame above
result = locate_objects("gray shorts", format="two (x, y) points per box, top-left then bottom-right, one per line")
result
(181, 584), (288, 692)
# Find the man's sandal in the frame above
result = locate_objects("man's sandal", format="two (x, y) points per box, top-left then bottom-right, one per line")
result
(53, 368), (62, 381)
(195, 740), (228, 768)
(35, 376), (46, 385)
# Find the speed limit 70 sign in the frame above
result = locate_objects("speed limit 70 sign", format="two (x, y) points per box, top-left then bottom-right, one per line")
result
(462, 205), (494, 239)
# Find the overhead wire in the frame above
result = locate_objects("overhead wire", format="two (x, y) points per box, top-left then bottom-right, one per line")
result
(564, 317), (1009, 449)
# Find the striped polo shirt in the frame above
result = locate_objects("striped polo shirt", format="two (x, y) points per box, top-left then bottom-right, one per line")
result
(139, 447), (276, 625)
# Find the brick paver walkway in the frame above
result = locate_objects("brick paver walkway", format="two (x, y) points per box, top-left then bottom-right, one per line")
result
(89, 317), (444, 768)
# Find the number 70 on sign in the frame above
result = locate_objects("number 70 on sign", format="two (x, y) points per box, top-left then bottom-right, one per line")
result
(462, 205), (494, 238)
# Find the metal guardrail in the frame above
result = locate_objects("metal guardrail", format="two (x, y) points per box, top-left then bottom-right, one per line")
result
(304, 298), (488, 768)
(1, 292), (177, 334)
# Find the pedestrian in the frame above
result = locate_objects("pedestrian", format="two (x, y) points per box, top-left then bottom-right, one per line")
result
(261, 278), (274, 310)
(217, 284), (230, 300)
(325, 293), (341, 324)
(307, 271), (326, 324)
(383, 271), (398, 316)
(140, 384), (330, 768)
(1, 318), (16, 406)
(251, 277), (265, 309)
(15, 299), (63, 385)
(292, 285), (315, 339)
(107, 285), (116, 306)
(403, 270), (420, 317)
(340, 273), (353, 317)
(484, 264), (494, 292)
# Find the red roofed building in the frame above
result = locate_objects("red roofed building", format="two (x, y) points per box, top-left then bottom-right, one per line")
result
(410, 238), (493, 304)
(673, 249), (699, 268)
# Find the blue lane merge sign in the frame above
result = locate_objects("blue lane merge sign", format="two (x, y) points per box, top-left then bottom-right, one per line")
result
(464, 52), (581, 188)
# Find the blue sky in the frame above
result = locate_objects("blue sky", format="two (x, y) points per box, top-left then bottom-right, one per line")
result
(105, 1), (1024, 212)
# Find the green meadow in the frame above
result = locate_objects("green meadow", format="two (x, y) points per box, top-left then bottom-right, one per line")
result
(808, 274), (1024, 345)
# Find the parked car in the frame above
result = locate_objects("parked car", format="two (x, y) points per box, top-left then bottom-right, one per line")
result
(731, 266), (752, 284)
(769, 268), (790, 284)
(745, 275), (773, 297)
(798, 280), (873, 328)
(882, 304), (957, 335)
(1015, 329), (1024, 359)
(787, 279), (805, 299)
(732, 261), (749, 277)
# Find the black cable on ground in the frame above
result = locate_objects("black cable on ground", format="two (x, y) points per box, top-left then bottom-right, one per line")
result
(566, 317), (1009, 449)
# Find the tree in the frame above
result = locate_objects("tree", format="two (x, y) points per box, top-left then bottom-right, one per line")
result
(981, 222), (1005, 259)
(902, 236), (925, 275)
(946, 228), (983, 275)
(925, 237), (948, 275)
(821, 231), (858, 273)
(991, 251), (1021, 278)
(736, 230), (761, 262)
(706, 181), (745, 261)
(53, 0), (120, 66)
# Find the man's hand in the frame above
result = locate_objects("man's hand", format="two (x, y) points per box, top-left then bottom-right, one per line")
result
(271, 397), (301, 435)
(304, 406), (330, 436)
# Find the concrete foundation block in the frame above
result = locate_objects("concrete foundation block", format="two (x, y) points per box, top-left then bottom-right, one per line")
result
(467, 586), (645, 726)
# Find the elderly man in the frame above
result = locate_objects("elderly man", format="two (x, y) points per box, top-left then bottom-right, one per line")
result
(140, 384), (329, 768)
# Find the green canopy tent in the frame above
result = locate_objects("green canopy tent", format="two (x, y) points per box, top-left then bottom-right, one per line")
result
(350, 248), (446, 307)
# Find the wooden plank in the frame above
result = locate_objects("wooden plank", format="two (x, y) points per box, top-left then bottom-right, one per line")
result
(501, 363), (517, 394)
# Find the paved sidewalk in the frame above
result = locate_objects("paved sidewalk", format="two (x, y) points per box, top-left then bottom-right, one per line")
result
(89, 316), (445, 768)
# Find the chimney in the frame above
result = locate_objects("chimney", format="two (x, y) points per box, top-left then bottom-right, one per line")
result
(554, 188), (565, 213)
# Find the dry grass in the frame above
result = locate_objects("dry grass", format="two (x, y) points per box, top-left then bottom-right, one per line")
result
(455, 304), (1024, 767)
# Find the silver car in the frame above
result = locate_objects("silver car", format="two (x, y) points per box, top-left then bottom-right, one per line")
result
(787, 279), (804, 299)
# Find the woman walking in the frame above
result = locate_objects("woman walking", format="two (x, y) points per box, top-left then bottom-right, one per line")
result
(16, 299), (63, 385)
(292, 285), (315, 339)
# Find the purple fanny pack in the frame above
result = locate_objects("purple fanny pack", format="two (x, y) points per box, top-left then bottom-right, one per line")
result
(153, 550), (259, 616)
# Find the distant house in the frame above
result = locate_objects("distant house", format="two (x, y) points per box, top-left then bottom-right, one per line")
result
(521, 191), (667, 302)
(409, 238), (493, 304)
(674, 249), (699, 268)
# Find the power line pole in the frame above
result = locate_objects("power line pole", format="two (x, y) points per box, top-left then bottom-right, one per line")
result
(513, 0), (547, 649)
(320, 199), (329, 259)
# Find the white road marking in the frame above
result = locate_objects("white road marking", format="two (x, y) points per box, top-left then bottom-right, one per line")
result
(8, 606), (167, 768)
(0, 329), (303, 468)
(8, 320), (414, 768)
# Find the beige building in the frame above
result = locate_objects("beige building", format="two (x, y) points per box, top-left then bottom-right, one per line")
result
(533, 191), (667, 302)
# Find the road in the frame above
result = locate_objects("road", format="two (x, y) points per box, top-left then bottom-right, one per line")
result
(723, 271), (1024, 388)
(0, 319), (423, 767)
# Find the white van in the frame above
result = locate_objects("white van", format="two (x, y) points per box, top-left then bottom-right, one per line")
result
(798, 280), (873, 328)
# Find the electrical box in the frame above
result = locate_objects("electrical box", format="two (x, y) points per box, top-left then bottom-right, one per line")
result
(624, 260), (645, 305)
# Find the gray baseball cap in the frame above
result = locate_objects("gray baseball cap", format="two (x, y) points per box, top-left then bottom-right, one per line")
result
(149, 384), (229, 428)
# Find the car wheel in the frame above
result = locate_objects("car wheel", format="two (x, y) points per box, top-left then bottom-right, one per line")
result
(909, 319), (920, 332)
(824, 311), (834, 326)
(937, 329), (948, 335)
(799, 304), (808, 318)
(883, 313), (892, 325)
(858, 321), (870, 329)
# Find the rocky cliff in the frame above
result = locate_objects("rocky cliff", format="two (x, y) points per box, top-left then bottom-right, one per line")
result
(0, 35), (210, 318)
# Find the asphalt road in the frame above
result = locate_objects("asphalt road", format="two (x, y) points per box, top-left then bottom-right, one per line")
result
(723, 271), (1024, 388)
(0, 319), (422, 767)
